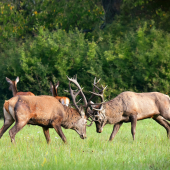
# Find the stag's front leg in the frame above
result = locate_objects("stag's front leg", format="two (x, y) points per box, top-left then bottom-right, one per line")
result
(109, 122), (123, 141)
(42, 127), (51, 144)
(52, 122), (67, 143)
(130, 114), (137, 140)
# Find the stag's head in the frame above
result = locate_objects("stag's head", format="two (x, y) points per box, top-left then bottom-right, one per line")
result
(91, 104), (106, 133)
(50, 81), (60, 97)
(67, 75), (107, 136)
(87, 77), (107, 133)
(73, 109), (87, 139)
(6, 76), (19, 91)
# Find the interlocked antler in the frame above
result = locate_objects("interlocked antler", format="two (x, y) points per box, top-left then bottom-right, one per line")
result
(67, 75), (88, 116)
(89, 77), (107, 103)
(87, 77), (107, 125)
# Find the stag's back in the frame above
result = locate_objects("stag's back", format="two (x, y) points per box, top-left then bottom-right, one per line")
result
(104, 91), (170, 119)
(4, 95), (65, 121)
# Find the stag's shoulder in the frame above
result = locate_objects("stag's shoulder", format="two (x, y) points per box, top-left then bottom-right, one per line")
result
(117, 91), (136, 98)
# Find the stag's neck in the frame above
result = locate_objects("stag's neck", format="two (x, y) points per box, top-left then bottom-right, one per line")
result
(55, 89), (58, 96)
(61, 106), (81, 129)
(103, 97), (124, 124)
(51, 87), (57, 97)
(12, 86), (18, 96)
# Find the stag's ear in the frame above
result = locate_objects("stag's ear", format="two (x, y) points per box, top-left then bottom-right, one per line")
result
(55, 81), (59, 89)
(15, 77), (19, 84)
(6, 77), (12, 84)
(79, 106), (85, 117)
(50, 81), (53, 88)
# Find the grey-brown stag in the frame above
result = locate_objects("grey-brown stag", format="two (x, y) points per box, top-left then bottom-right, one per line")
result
(87, 78), (170, 141)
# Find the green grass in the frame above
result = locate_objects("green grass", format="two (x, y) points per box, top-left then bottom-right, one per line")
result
(0, 119), (170, 170)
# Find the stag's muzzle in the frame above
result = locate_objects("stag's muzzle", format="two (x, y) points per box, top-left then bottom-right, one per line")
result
(97, 128), (103, 133)
(80, 134), (87, 139)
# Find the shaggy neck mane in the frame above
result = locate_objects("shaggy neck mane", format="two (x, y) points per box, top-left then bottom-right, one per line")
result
(61, 106), (81, 129)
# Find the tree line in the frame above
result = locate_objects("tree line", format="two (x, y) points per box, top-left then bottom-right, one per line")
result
(0, 0), (169, 117)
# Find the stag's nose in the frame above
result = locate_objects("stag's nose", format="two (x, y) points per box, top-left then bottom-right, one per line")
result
(97, 128), (103, 133)
(80, 134), (87, 139)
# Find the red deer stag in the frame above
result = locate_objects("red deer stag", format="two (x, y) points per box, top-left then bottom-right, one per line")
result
(50, 81), (70, 106)
(0, 76), (93, 144)
(6, 76), (35, 96)
(88, 80), (170, 141)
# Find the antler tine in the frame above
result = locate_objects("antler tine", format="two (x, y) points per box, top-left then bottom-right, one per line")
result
(94, 77), (96, 84)
(86, 117), (94, 127)
(88, 77), (107, 104)
(76, 98), (82, 104)
(95, 78), (101, 84)
(67, 75), (88, 112)
(93, 84), (103, 92)
(88, 77), (101, 103)
(64, 89), (69, 93)
(73, 74), (77, 80)
(65, 89), (78, 94)
(89, 91), (104, 102)
(88, 100), (106, 105)
(68, 81), (80, 112)
(89, 91), (103, 97)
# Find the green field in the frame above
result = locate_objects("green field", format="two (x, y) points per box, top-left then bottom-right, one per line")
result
(0, 119), (170, 170)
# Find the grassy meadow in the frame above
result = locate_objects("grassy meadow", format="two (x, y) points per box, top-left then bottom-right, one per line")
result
(0, 119), (170, 170)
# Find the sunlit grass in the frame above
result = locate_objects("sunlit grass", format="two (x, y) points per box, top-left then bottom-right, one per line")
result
(0, 119), (170, 170)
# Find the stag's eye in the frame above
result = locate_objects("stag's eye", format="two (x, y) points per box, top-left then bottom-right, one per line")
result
(95, 117), (99, 121)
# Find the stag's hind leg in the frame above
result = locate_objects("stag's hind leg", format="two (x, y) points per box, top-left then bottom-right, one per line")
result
(9, 119), (28, 143)
(42, 127), (51, 144)
(130, 114), (137, 140)
(9, 102), (33, 143)
(153, 115), (170, 138)
(0, 119), (14, 139)
(109, 122), (123, 141)
(0, 108), (14, 139)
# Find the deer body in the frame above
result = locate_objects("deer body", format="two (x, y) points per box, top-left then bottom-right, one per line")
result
(93, 91), (170, 140)
(103, 92), (163, 123)
(50, 81), (70, 106)
(1, 95), (87, 143)
(55, 96), (70, 106)
(6, 77), (35, 96)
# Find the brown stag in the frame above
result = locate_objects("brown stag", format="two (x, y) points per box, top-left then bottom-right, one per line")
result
(6, 76), (35, 96)
(88, 79), (170, 141)
(0, 75), (96, 143)
(0, 76), (93, 144)
(50, 81), (70, 106)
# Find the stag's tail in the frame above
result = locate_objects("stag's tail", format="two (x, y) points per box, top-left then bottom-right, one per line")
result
(4, 100), (9, 114)
(3, 98), (17, 121)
